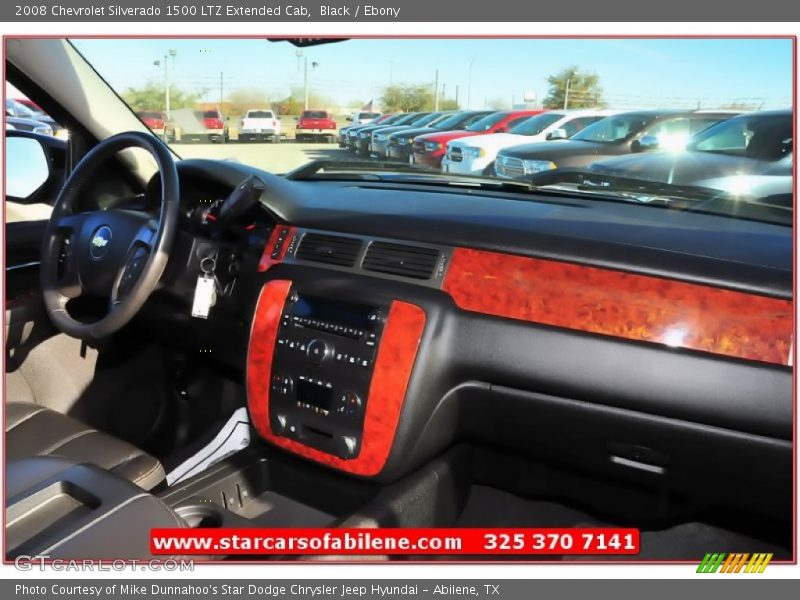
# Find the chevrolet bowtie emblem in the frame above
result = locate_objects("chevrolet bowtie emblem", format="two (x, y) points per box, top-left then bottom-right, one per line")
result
(92, 236), (109, 248)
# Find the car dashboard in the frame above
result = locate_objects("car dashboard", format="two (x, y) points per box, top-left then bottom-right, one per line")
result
(140, 158), (792, 524)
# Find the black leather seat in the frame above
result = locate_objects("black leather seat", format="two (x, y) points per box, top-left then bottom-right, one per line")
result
(5, 402), (165, 490)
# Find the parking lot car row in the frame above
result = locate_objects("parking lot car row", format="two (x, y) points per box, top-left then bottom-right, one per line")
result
(338, 107), (792, 200)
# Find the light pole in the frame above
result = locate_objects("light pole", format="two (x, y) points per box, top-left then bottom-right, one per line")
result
(296, 50), (319, 110)
(434, 69), (439, 111)
(563, 78), (571, 110)
(154, 49), (176, 118)
(466, 57), (476, 110)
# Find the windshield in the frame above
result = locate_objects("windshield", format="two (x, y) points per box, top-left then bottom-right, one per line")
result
(374, 114), (402, 126)
(6, 99), (39, 118)
(438, 111), (490, 130)
(247, 110), (273, 118)
(688, 114), (792, 160)
(412, 112), (444, 127)
(69, 38), (792, 222)
(509, 112), (565, 135)
(571, 113), (653, 143)
(391, 113), (421, 126)
(466, 112), (511, 132)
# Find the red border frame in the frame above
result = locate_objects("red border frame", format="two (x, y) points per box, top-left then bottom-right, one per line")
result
(1, 34), (796, 566)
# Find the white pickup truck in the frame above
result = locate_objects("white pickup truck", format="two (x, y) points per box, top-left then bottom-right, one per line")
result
(347, 110), (382, 125)
(238, 109), (281, 142)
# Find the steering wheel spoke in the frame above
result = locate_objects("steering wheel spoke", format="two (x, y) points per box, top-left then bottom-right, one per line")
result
(111, 245), (151, 305)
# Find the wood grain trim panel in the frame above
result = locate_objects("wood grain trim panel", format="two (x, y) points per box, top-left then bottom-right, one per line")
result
(247, 285), (426, 476)
(246, 279), (292, 444)
(443, 247), (792, 365)
(257, 226), (297, 272)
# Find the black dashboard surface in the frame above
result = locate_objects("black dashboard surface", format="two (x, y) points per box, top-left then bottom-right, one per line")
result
(174, 159), (793, 299)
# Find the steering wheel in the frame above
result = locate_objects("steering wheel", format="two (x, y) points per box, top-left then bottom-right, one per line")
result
(41, 132), (179, 340)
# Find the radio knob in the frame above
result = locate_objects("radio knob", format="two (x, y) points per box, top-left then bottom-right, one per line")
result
(306, 339), (332, 364)
(335, 435), (358, 459)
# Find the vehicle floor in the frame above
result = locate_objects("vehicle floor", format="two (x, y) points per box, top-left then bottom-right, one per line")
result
(456, 485), (791, 560)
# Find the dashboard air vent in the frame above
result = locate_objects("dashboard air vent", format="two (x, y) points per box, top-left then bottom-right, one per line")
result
(362, 241), (439, 280)
(295, 233), (363, 267)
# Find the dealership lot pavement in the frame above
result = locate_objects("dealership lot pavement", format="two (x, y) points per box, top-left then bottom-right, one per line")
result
(170, 142), (352, 174)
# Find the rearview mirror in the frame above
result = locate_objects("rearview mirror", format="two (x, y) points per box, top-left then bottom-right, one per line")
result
(346, 116), (353, 122)
(5, 135), (50, 200)
(636, 135), (660, 152)
(547, 128), (568, 141)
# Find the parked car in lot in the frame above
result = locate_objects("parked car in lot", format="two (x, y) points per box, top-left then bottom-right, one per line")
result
(386, 110), (493, 161)
(136, 110), (166, 137)
(6, 98), (65, 138)
(372, 111), (468, 158)
(442, 109), (620, 176)
(239, 109), (281, 142)
(296, 109), (337, 142)
(347, 110), (382, 125)
(494, 110), (736, 180)
(354, 112), (431, 155)
(339, 113), (394, 147)
(586, 109), (792, 205)
(370, 111), (454, 158)
(13, 97), (42, 112)
(201, 107), (227, 142)
(168, 107), (228, 143)
(347, 113), (408, 150)
(411, 109), (545, 169)
(5, 114), (53, 136)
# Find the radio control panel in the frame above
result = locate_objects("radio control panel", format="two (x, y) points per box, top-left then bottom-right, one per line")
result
(267, 290), (387, 459)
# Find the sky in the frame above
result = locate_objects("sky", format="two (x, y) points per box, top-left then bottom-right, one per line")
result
(69, 38), (793, 111)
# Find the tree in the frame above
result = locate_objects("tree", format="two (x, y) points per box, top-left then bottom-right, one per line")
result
(543, 67), (604, 109)
(121, 82), (201, 112)
(274, 87), (332, 116)
(226, 88), (273, 117)
(381, 84), (435, 112)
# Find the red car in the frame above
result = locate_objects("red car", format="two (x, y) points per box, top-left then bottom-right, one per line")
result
(136, 110), (166, 136)
(14, 97), (43, 113)
(411, 109), (546, 169)
(296, 109), (337, 143)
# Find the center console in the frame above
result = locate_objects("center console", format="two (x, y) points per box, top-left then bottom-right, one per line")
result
(269, 290), (387, 460)
(247, 279), (426, 477)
